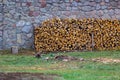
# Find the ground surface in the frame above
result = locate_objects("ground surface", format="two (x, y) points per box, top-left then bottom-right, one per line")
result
(0, 50), (120, 80)
(0, 73), (58, 80)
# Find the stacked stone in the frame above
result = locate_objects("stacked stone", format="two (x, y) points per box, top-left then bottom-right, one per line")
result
(0, 0), (120, 49)
(0, 0), (3, 49)
(0, 27), (2, 49)
(2, 0), (34, 49)
(16, 21), (33, 48)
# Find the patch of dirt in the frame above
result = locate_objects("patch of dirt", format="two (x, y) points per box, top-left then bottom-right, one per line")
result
(0, 73), (58, 80)
(54, 55), (120, 64)
(92, 58), (120, 64)
(55, 55), (84, 62)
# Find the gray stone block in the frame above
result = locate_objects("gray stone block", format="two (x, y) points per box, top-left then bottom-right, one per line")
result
(115, 9), (120, 15)
(0, 37), (2, 41)
(40, 8), (47, 13)
(95, 0), (102, 3)
(82, 6), (94, 11)
(0, 31), (2, 36)
(22, 25), (32, 33)
(108, 9), (115, 16)
(102, 14), (111, 19)
(0, 37), (2, 46)
(0, 15), (3, 22)
(0, 4), (3, 13)
(0, 0), (3, 2)
(83, 2), (89, 6)
(64, 0), (69, 3)
(115, 15), (120, 20)
(27, 33), (33, 38)
(0, 25), (3, 30)
(72, 7), (78, 11)
(71, 1), (78, 7)
(101, 5), (107, 10)
(96, 10), (104, 16)
(46, 0), (53, 4)
(105, 0), (109, 3)
(16, 20), (25, 27)
(110, 1), (118, 8)
(25, 22), (32, 26)
(52, 0), (59, 3)
(17, 34), (22, 43)
(96, 4), (101, 10)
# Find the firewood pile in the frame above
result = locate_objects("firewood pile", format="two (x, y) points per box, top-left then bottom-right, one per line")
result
(34, 18), (120, 52)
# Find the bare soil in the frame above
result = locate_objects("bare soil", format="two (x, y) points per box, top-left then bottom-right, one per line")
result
(55, 55), (84, 61)
(92, 58), (120, 64)
(54, 55), (120, 64)
(0, 73), (58, 80)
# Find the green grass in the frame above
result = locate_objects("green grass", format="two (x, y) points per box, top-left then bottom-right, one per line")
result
(0, 50), (120, 80)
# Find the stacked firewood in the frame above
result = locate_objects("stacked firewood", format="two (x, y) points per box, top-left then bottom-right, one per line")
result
(34, 18), (120, 52)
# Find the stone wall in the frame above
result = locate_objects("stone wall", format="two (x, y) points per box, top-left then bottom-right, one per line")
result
(0, 0), (120, 50)
(0, 0), (3, 50)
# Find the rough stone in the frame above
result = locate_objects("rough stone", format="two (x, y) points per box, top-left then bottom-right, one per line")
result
(111, 15), (116, 20)
(96, 10), (104, 16)
(8, 30), (16, 39)
(89, 2), (96, 7)
(59, 3), (66, 10)
(71, 7), (78, 11)
(110, 1), (118, 8)
(71, 1), (78, 7)
(52, 7), (59, 11)
(29, 6), (34, 11)
(96, 4), (101, 10)
(9, 9), (16, 14)
(16, 20), (26, 27)
(22, 25), (32, 33)
(115, 9), (120, 15)
(0, 4), (3, 13)
(0, 37), (2, 41)
(40, 16), (49, 21)
(82, 6), (94, 11)
(0, 16), (3, 22)
(40, 8), (47, 13)
(103, 10), (108, 13)
(0, 0), (2, 2)
(102, 14), (111, 19)
(118, 5), (120, 9)
(115, 15), (120, 20)
(78, 3), (82, 6)
(65, 0), (69, 3)
(108, 9), (115, 16)
(28, 11), (34, 16)
(66, 7), (71, 11)
(95, 0), (102, 3)
(17, 34), (22, 43)
(85, 10), (96, 17)
(25, 22), (31, 26)
(27, 33), (33, 38)
(101, 5), (107, 9)
(46, 0), (52, 4)
(105, 0), (109, 3)
(83, 2), (89, 6)
(0, 31), (2, 36)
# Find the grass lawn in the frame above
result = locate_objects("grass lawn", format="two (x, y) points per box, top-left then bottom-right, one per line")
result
(0, 50), (120, 80)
